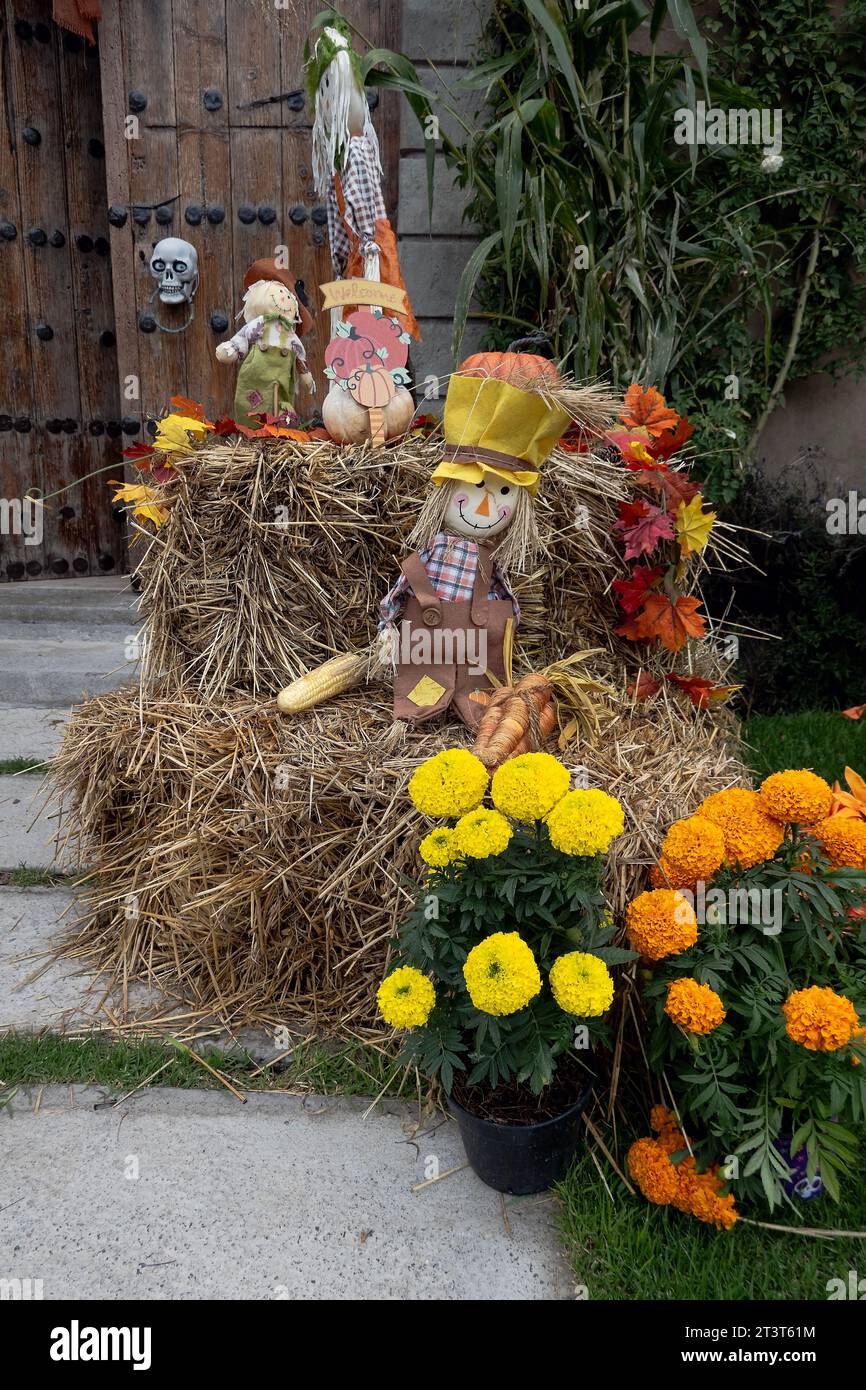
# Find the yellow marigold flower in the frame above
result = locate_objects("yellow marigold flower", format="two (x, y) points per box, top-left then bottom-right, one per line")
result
(454, 807), (512, 859)
(664, 977), (726, 1034)
(549, 951), (614, 1017)
(698, 787), (784, 869)
(625, 889), (698, 961)
(408, 748), (489, 818)
(463, 932), (541, 1016)
(376, 967), (436, 1029)
(661, 815), (725, 883)
(783, 986), (858, 1052)
(759, 769), (833, 825)
(419, 827), (461, 869)
(627, 1138), (679, 1205)
(546, 788), (625, 857)
(490, 752), (571, 821)
(813, 816), (866, 871)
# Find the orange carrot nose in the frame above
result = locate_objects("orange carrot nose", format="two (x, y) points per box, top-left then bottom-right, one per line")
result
(475, 491), (492, 518)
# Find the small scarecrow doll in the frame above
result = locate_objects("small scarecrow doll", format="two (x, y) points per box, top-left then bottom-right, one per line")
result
(216, 259), (315, 428)
(305, 16), (419, 341)
(378, 357), (572, 727)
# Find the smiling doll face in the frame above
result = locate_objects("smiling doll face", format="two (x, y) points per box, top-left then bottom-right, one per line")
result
(442, 477), (515, 541)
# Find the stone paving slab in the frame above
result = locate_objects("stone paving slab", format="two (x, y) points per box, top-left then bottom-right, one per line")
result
(0, 639), (135, 706)
(0, 888), (94, 1032)
(0, 706), (69, 762)
(0, 775), (68, 869)
(0, 1086), (573, 1300)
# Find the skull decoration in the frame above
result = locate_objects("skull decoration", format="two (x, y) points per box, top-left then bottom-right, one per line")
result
(149, 238), (199, 304)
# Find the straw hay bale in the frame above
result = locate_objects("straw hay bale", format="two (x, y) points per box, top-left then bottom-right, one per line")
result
(50, 435), (748, 1034)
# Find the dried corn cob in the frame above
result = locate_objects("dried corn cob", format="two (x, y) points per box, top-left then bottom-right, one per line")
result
(276, 651), (368, 715)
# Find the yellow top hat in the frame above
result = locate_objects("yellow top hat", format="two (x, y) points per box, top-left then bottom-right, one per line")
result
(432, 374), (572, 497)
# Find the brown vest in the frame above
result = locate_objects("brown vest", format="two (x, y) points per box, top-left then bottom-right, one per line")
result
(392, 546), (512, 727)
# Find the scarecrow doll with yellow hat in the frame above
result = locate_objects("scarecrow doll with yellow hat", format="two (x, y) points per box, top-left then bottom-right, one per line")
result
(216, 258), (315, 427)
(377, 353), (571, 728)
(275, 351), (619, 727)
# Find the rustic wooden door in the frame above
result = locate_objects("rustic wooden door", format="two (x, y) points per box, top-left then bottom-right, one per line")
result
(99, 0), (402, 430)
(0, 0), (126, 581)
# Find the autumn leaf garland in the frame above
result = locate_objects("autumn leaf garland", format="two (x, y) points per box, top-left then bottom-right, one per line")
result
(609, 385), (727, 680)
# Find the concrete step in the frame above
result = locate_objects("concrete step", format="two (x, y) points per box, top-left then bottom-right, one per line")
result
(0, 774), (68, 868)
(0, 617), (139, 643)
(0, 887), (94, 1031)
(0, 639), (137, 706)
(0, 576), (139, 623)
(0, 1084), (572, 1299)
(0, 707), (69, 762)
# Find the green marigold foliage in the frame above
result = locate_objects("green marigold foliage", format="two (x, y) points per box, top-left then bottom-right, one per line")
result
(646, 830), (866, 1210)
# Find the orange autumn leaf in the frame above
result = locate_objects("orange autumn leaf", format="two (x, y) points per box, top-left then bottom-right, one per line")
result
(830, 767), (866, 820)
(842, 703), (866, 721)
(621, 384), (680, 438)
(169, 395), (211, 424)
(639, 593), (706, 652)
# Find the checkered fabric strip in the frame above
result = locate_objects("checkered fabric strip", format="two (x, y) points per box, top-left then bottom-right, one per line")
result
(327, 136), (386, 276)
(379, 535), (520, 626)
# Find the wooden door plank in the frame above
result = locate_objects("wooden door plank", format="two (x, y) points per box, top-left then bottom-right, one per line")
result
(99, 0), (141, 459)
(173, 0), (233, 417)
(226, 0), (283, 128)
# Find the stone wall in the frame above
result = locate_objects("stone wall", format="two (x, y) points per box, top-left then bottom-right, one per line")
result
(397, 0), (487, 398)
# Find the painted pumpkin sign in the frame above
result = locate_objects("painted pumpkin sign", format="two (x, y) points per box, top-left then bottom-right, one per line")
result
(323, 309), (412, 445)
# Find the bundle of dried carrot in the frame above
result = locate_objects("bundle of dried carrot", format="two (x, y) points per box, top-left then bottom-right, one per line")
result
(471, 672), (557, 770)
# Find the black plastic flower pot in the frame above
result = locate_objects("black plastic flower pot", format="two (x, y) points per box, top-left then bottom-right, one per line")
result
(447, 1074), (595, 1196)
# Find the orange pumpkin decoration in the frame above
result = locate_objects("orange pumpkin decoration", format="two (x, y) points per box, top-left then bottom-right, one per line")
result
(458, 351), (562, 390)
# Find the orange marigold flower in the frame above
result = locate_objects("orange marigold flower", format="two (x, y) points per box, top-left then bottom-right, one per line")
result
(650, 856), (695, 891)
(698, 787), (784, 869)
(759, 769), (833, 825)
(649, 1104), (678, 1133)
(665, 977), (726, 1034)
(783, 986), (858, 1052)
(813, 816), (866, 871)
(626, 888), (698, 961)
(673, 1158), (738, 1231)
(661, 815), (726, 883)
(627, 1138), (679, 1205)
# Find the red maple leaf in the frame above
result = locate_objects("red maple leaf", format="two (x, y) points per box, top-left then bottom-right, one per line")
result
(638, 467), (702, 509)
(621, 384), (679, 438)
(649, 414), (694, 460)
(612, 564), (665, 614)
(615, 498), (651, 528)
(616, 505), (676, 562)
(628, 671), (662, 700)
(212, 416), (240, 435)
(123, 443), (155, 471)
(665, 673), (740, 708)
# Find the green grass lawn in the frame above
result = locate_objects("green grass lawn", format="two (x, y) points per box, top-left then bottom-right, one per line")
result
(558, 1149), (866, 1300)
(0, 1032), (410, 1099)
(743, 709), (866, 786)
